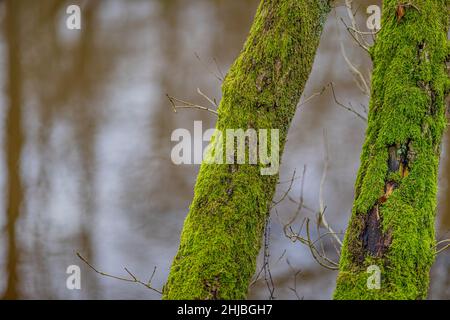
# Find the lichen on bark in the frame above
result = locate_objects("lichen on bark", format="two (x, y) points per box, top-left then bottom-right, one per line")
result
(334, 0), (450, 300)
(163, 0), (330, 300)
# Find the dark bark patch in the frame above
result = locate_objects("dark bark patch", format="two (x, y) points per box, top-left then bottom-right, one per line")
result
(388, 142), (412, 177)
(388, 145), (400, 172)
(361, 205), (393, 257)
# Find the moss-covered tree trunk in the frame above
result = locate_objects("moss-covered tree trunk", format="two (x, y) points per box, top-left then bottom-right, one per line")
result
(164, 0), (330, 300)
(335, 0), (450, 300)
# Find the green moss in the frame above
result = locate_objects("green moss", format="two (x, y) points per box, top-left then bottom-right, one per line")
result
(334, 0), (449, 300)
(163, 0), (330, 300)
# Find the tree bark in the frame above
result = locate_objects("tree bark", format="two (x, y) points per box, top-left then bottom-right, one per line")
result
(164, 0), (330, 299)
(335, 0), (450, 299)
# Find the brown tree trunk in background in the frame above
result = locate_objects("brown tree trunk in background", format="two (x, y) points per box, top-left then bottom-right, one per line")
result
(71, 2), (101, 298)
(3, 0), (23, 300)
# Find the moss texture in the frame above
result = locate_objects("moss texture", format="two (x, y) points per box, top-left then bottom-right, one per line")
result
(164, 0), (330, 300)
(334, 0), (449, 300)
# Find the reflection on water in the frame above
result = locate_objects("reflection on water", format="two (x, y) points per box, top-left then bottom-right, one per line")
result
(0, 0), (448, 299)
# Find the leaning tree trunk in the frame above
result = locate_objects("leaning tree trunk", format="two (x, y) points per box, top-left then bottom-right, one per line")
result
(335, 0), (449, 300)
(164, 0), (330, 299)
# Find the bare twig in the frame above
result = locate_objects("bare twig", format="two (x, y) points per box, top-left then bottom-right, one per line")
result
(282, 216), (340, 271)
(278, 173), (303, 185)
(213, 57), (225, 81)
(298, 82), (367, 122)
(286, 259), (303, 300)
(339, 39), (371, 96)
(347, 26), (380, 36)
(343, 0), (371, 49)
(329, 82), (367, 122)
(286, 196), (316, 214)
(250, 248), (286, 289)
(275, 160), (342, 270)
(434, 239), (450, 254)
(194, 52), (224, 82)
(304, 218), (340, 270)
(281, 166), (307, 236)
(166, 94), (218, 116)
(298, 85), (329, 107)
(318, 131), (343, 248)
(272, 169), (297, 207)
(436, 244), (450, 255)
(333, 7), (372, 98)
(250, 263), (266, 287)
(76, 252), (163, 295)
(263, 217), (275, 299)
(197, 88), (218, 108)
(341, 18), (371, 53)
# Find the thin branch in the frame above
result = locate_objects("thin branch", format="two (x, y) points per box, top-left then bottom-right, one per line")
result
(434, 239), (450, 254)
(278, 174), (303, 185)
(282, 166), (307, 236)
(250, 264), (266, 287)
(333, 7), (371, 97)
(341, 18), (371, 53)
(298, 82), (367, 121)
(305, 219), (340, 270)
(76, 252), (163, 295)
(318, 131), (343, 247)
(276, 163), (341, 270)
(344, 0), (358, 35)
(213, 57), (225, 81)
(286, 196), (316, 213)
(436, 244), (450, 255)
(435, 239), (450, 247)
(310, 231), (345, 247)
(286, 259), (303, 300)
(347, 26), (380, 36)
(339, 39), (371, 95)
(166, 94), (218, 116)
(282, 216), (339, 271)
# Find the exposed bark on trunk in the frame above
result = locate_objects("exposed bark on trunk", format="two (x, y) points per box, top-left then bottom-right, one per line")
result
(164, 0), (330, 300)
(335, 0), (450, 299)
(71, 2), (101, 298)
(3, 0), (23, 300)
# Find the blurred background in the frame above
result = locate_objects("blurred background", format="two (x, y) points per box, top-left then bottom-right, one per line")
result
(0, 0), (448, 299)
